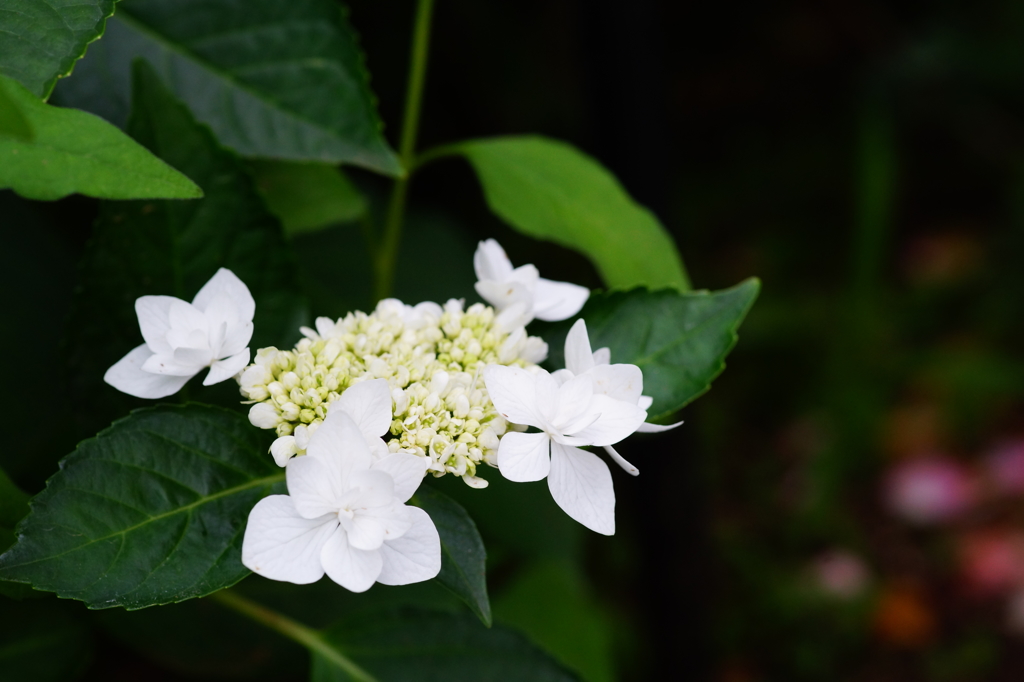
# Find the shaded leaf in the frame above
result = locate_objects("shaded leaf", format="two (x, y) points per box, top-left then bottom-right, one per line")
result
(64, 60), (306, 434)
(0, 0), (115, 97)
(0, 74), (202, 200)
(0, 597), (93, 681)
(542, 279), (761, 419)
(0, 404), (283, 609)
(0, 83), (31, 140)
(442, 135), (689, 291)
(493, 560), (615, 682)
(51, 3), (401, 174)
(249, 160), (367, 237)
(312, 606), (580, 682)
(412, 485), (491, 626)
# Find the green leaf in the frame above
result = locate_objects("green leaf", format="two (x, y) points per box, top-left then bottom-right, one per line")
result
(0, 467), (29, 534)
(493, 560), (615, 682)
(0, 598), (93, 681)
(0, 404), (284, 609)
(64, 60), (306, 435)
(312, 606), (581, 682)
(52, 3), (401, 175)
(0, 0), (115, 98)
(542, 279), (761, 419)
(0, 74), (202, 200)
(0, 83), (32, 140)
(411, 486), (491, 626)
(440, 136), (689, 291)
(249, 160), (367, 237)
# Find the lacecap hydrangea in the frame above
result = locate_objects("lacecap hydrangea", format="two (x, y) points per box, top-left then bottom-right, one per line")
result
(238, 297), (549, 488)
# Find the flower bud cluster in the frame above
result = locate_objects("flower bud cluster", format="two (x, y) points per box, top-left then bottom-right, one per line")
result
(239, 298), (547, 486)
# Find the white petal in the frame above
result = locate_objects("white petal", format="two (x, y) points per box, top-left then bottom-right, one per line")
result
(203, 292), (239, 352)
(589, 363), (644, 405)
(347, 469), (396, 509)
(306, 411), (373, 489)
(483, 365), (542, 426)
(328, 379), (393, 442)
(320, 526), (383, 592)
(371, 453), (428, 502)
(348, 502), (413, 551)
(637, 395), (653, 410)
(497, 431), (551, 482)
(376, 506), (442, 586)
(218, 320), (253, 358)
(142, 352), (203, 376)
(473, 239), (515, 282)
(552, 373), (596, 432)
(134, 295), (178, 355)
(315, 316), (337, 338)
(636, 419), (683, 433)
(270, 436), (299, 467)
(104, 344), (192, 399)
(168, 299), (209, 337)
(249, 402), (282, 429)
(494, 301), (533, 332)
(603, 445), (639, 476)
(241, 495), (337, 584)
(551, 369), (574, 386)
(191, 268), (255, 321)
(548, 442), (615, 535)
(592, 347), (611, 366)
(532, 278), (589, 322)
(570, 395), (647, 446)
(287, 455), (344, 519)
(173, 346), (213, 369)
(474, 279), (533, 312)
(204, 348), (251, 385)
(564, 319), (595, 374)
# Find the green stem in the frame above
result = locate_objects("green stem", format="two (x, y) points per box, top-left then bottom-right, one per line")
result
(210, 590), (378, 682)
(374, 0), (436, 302)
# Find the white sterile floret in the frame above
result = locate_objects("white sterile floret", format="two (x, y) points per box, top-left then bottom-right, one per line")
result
(473, 239), (589, 324)
(104, 268), (255, 399)
(482, 364), (647, 535)
(555, 319), (683, 476)
(241, 409), (438, 592)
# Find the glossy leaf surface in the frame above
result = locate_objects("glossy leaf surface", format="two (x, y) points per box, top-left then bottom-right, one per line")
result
(0, 405), (283, 609)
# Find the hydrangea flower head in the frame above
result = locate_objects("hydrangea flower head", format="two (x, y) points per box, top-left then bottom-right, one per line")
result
(105, 268), (254, 399)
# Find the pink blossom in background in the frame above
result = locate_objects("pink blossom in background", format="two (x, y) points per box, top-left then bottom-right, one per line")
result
(883, 456), (977, 525)
(983, 440), (1024, 496)
(810, 549), (870, 599)
(957, 530), (1024, 597)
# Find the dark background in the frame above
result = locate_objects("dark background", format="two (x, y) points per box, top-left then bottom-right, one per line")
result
(7, 0), (1024, 680)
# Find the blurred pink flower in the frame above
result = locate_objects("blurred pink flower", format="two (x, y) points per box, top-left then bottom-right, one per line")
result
(958, 530), (1024, 597)
(983, 440), (1024, 495)
(810, 549), (870, 599)
(883, 456), (976, 525)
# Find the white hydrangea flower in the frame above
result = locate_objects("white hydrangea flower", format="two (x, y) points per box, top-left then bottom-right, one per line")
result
(239, 297), (546, 486)
(241, 408), (438, 592)
(105, 268), (254, 399)
(555, 319), (683, 475)
(473, 239), (589, 324)
(482, 364), (647, 535)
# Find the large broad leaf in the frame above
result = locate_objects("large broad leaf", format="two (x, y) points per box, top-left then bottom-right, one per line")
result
(0, 405), (283, 609)
(0, 0), (115, 98)
(312, 607), (580, 682)
(439, 136), (689, 291)
(50, 2), (400, 175)
(0, 598), (93, 681)
(64, 60), (306, 435)
(0, 82), (32, 140)
(411, 486), (491, 626)
(0, 74), (201, 200)
(542, 279), (761, 420)
(249, 160), (367, 238)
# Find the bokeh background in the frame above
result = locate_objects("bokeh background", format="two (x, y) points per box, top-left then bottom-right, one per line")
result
(6, 0), (1024, 680)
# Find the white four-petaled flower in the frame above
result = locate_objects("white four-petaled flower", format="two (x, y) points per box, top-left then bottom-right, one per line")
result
(104, 268), (255, 399)
(482, 364), (647, 535)
(474, 239), (589, 325)
(555, 319), (683, 475)
(241, 407), (438, 592)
